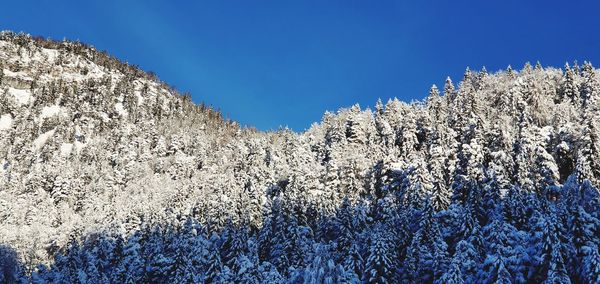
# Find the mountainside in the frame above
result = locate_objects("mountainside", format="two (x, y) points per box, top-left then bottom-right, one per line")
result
(1, 32), (600, 283)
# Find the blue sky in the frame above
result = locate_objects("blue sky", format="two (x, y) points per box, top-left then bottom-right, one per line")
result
(2, 1), (600, 131)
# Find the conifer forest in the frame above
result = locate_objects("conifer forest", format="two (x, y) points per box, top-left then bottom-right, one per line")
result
(1, 32), (600, 283)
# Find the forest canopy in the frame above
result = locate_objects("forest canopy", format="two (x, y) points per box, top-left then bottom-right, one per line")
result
(0, 32), (599, 283)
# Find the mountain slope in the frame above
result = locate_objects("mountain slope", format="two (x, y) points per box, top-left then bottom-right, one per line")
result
(1, 32), (600, 283)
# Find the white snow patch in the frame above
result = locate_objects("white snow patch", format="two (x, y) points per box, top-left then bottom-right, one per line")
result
(40, 105), (66, 119)
(8, 88), (32, 106)
(0, 114), (12, 131)
(134, 90), (145, 105)
(539, 126), (554, 143)
(115, 103), (128, 116)
(41, 48), (59, 62)
(558, 141), (570, 152)
(2, 69), (33, 81)
(390, 162), (405, 173)
(60, 143), (73, 157)
(309, 189), (325, 196)
(220, 194), (231, 202)
(33, 129), (56, 151)
(74, 140), (86, 152)
(99, 112), (110, 122)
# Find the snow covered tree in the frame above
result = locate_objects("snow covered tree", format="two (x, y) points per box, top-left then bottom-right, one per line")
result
(374, 99), (394, 146)
(436, 262), (464, 284)
(365, 227), (395, 284)
(400, 159), (433, 208)
(428, 130), (452, 211)
(449, 240), (480, 283)
(345, 104), (366, 144)
(486, 256), (512, 284)
(528, 210), (572, 283)
(562, 62), (580, 104)
(343, 242), (364, 280)
(581, 61), (598, 109)
(204, 236), (224, 283)
(403, 200), (449, 283)
(3, 34), (600, 283)
(582, 244), (600, 283)
(0, 245), (23, 284)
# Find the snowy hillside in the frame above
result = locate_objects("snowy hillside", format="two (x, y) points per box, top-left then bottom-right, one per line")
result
(1, 32), (600, 283)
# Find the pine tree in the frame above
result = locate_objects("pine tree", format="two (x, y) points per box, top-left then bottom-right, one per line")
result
(544, 243), (571, 284)
(118, 234), (145, 283)
(205, 237), (224, 283)
(533, 144), (560, 194)
(374, 98), (393, 146)
(450, 240), (481, 283)
(480, 209), (529, 282)
(343, 242), (364, 280)
(580, 61), (598, 109)
(429, 130), (452, 211)
(400, 159), (433, 208)
(435, 262), (464, 284)
(582, 244), (600, 284)
(562, 62), (580, 104)
(529, 210), (572, 283)
(488, 256), (512, 284)
(570, 206), (600, 281)
(365, 227), (394, 284)
(345, 104), (366, 144)
(485, 124), (514, 197)
(0, 245), (24, 284)
(428, 84), (446, 122)
(513, 101), (535, 191)
(403, 200), (448, 283)
(576, 106), (600, 185)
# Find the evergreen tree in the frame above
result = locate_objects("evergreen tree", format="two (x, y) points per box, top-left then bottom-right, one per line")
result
(563, 62), (580, 104)
(343, 242), (364, 280)
(365, 228), (394, 284)
(403, 200), (448, 283)
(429, 130), (452, 211)
(435, 262), (464, 284)
(582, 244), (600, 284)
(205, 236), (224, 283)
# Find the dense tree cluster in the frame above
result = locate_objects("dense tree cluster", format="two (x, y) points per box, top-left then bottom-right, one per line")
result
(1, 33), (600, 283)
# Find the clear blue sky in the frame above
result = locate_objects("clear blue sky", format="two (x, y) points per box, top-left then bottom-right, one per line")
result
(2, 1), (600, 131)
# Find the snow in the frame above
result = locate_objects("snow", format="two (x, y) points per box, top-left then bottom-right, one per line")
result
(74, 140), (86, 152)
(115, 103), (128, 116)
(40, 105), (66, 119)
(33, 129), (56, 151)
(41, 48), (59, 62)
(60, 143), (73, 157)
(4, 33), (600, 284)
(115, 103), (127, 116)
(390, 162), (404, 173)
(2, 69), (34, 81)
(0, 114), (12, 131)
(557, 141), (570, 152)
(99, 112), (110, 122)
(8, 88), (32, 106)
(540, 126), (554, 142)
(134, 90), (145, 105)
